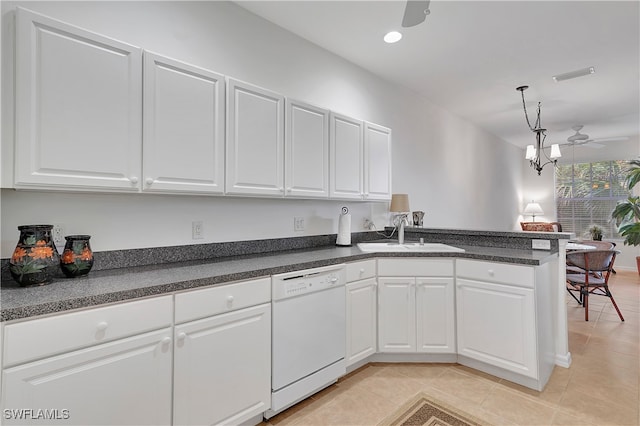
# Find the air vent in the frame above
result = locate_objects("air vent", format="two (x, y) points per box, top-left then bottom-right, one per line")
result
(552, 66), (595, 82)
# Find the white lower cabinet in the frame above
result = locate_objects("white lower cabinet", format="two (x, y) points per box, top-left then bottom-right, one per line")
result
(173, 278), (271, 426)
(378, 277), (416, 352)
(2, 330), (173, 426)
(345, 260), (377, 366)
(455, 259), (555, 390)
(416, 277), (456, 353)
(456, 278), (536, 376)
(1, 296), (173, 426)
(377, 259), (456, 354)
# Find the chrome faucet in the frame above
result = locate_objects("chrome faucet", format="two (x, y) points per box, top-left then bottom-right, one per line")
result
(396, 213), (408, 244)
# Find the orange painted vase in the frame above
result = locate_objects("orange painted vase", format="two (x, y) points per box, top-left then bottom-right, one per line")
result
(60, 235), (94, 278)
(9, 225), (60, 286)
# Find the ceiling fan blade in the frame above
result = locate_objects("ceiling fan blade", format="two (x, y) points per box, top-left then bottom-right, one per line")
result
(590, 136), (629, 143)
(402, 0), (431, 28)
(584, 141), (605, 149)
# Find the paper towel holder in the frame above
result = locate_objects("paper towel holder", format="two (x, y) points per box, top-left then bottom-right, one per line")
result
(336, 206), (352, 247)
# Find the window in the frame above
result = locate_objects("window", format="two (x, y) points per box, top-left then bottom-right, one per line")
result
(555, 160), (630, 239)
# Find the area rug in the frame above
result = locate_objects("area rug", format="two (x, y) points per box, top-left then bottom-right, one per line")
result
(378, 392), (491, 426)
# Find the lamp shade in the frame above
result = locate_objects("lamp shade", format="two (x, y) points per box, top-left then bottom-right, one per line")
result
(550, 144), (561, 159)
(523, 201), (544, 216)
(390, 194), (410, 212)
(525, 145), (536, 160)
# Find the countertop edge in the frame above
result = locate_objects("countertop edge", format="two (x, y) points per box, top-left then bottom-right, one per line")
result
(1, 248), (558, 322)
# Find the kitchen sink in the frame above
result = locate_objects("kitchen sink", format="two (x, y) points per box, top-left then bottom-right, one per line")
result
(356, 242), (465, 253)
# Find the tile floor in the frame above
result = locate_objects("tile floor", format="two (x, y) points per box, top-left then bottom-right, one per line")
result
(263, 270), (640, 425)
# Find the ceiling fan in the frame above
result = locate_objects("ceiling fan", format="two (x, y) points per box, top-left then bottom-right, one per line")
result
(561, 125), (628, 149)
(402, 0), (431, 27)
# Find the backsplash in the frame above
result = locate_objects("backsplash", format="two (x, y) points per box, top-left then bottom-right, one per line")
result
(0, 232), (382, 284)
(1, 228), (566, 286)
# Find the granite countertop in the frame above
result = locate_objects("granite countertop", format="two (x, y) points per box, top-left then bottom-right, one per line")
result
(0, 242), (558, 322)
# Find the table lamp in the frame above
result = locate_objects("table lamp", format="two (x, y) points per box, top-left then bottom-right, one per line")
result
(523, 201), (544, 222)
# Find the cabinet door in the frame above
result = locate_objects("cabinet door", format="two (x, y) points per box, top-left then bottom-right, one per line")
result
(226, 78), (284, 196)
(363, 122), (392, 201)
(329, 113), (363, 200)
(456, 278), (538, 378)
(142, 52), (224, 194)
(346, 278), (377, 366)
(285, 99), (329, 198)
(14, 8), (142, 191)
(416, 277), (456, 353)
(173, 304), (271, 426)
(2, 329), (172, 426)
(378, 277), (415, 352)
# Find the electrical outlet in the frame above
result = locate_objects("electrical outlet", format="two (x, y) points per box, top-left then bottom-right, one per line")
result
(363, 219), (374, 230)
(52, 224), (65, 248)
(192, 221), (204, 240)
(532, 239), (551, 250)
(294, 217), (305, 231)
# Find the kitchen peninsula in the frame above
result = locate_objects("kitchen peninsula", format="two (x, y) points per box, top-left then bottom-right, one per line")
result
(1, 227), (572, 426)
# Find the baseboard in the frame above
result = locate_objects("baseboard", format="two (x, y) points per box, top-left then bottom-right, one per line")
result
(345, 356), (373, 374)
(371, 353), (458, 363)
(555, 351), (572, 368)
(457, 355), (545, 391)
(612, 266), (636, 272)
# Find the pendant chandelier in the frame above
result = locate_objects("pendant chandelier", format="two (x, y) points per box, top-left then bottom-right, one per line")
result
(516, 85), (561, 175)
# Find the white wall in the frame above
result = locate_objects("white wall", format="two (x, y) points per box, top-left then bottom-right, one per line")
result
(1, 1), (522, 256)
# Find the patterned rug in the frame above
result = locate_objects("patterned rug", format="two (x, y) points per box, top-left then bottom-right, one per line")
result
(378, 392), (490, 426)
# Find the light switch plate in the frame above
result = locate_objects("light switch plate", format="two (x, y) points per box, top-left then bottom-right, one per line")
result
(532, 239), (551, 250)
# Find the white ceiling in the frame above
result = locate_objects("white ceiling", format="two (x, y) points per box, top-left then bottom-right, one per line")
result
(237, 0), (640, 150)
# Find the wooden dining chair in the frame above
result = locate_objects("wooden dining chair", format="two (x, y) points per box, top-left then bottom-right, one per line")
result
(566, 249), (623, 322)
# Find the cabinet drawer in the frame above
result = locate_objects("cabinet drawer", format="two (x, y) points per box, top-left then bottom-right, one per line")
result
(175, 277), (271, 323)
(3, 296), (172, 367)
(346, 260), (376, 282)
(378, 258), (453, 277)
(456, 259), (534, 288)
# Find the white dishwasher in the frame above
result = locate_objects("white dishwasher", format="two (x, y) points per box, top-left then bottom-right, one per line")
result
(265, 264), (346, 418)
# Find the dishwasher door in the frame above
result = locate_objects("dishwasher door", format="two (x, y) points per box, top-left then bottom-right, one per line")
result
(271, 285), (346, 391)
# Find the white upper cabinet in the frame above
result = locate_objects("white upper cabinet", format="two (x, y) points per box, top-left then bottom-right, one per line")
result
(364, 122), (392, 201)
(226, 78), (285, 196)
(142, 52), (225, 194)
(285, 99), (329, 198)
(14, 8), (142, 191)
(10, 8), (392, 200)
(329, 113), (364, 200)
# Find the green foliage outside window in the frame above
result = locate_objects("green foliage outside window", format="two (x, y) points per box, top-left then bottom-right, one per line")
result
(555, 160), (630, 239)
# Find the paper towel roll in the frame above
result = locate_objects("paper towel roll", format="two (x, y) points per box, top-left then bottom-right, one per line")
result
(336, 209), (351, 246)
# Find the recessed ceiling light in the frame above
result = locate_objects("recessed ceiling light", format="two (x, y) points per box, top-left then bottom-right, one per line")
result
(384, 31), (402, 43)
(552, 66), (595, 82)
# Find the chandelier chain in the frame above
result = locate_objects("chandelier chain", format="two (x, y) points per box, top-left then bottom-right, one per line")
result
(519, 89), (535, 131)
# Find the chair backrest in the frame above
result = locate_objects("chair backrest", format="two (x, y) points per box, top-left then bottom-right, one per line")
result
(566, 249), (618, 273)
(580, 240), (616, 250)
(549, 222), (563, 232)
(520, 222), (555, 232)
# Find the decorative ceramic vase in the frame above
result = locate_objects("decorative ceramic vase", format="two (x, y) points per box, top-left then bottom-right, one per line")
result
(60, 235), (94, 278)
(9, 225), (60, 286)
